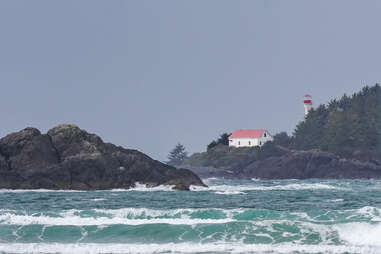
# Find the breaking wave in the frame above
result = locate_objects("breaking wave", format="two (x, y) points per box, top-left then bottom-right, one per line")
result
(1, 179), (381, 253)
(191, 182), (346, 195)
(0, 243), (380, 254)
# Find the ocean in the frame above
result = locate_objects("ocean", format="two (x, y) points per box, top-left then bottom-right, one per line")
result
(0, 178), (381, 254)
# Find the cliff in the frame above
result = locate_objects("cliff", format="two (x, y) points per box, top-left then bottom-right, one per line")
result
(0, 124), (205, 190)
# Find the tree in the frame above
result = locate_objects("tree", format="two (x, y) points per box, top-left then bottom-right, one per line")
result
(273, 132), (292, 147)
(292, 105), (329, 150)
(167, 143), (188, 166)
(207, 133), (231, 150)
(217, 133), (230, 145)
(207, 141), (218, 151)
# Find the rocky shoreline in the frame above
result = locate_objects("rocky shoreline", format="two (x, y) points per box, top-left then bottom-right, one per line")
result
(0, 124), (205, 190)
(183, 149), (381, 180)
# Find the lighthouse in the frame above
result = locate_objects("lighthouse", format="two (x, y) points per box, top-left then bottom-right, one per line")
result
(303, 94), (312, 116)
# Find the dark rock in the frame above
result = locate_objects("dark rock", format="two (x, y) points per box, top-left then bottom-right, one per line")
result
(0, 125), (205, 190)
(0, 153), (8, 171)
(238, 150), (381, 179)
(0, 128), (59, 171)
(47, 124), (105, 161)
(184, 149), (381, 180)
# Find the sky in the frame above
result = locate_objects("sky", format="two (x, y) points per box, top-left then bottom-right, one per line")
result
(1, 1), (381, 161)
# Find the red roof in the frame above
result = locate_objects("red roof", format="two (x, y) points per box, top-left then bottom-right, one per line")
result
(229, 129), (266, 139)
(304, 94), (312, 98)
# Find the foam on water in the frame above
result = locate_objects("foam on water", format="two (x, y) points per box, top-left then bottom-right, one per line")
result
(0, 212), (234, 226)
(191, 182), (345, 194)
(1, 179), (380, 253)
(0, 243), (379, 254)
(1, 206), (381, 226)
(336, 222), (381, 246)
(111, 183), (176, 192)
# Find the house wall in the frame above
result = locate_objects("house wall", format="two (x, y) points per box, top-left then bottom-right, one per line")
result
(229, 138), (259, 147)
(229, 131), (274, 148)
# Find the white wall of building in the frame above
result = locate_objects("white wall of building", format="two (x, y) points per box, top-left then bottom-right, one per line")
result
(229, 131), (274, 148)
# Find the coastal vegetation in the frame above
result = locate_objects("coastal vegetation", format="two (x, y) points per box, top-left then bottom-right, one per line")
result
(292, 84), (381, 161)
(167, 143), (188, 166)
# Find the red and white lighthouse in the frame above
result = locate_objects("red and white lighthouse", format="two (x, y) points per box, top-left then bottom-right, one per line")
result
(303, 94), (312, 116)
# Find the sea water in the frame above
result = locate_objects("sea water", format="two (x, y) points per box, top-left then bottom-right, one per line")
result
(0, 178), (381, 253)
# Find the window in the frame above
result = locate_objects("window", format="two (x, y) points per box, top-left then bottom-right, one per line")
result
(249, 141), (251, 146)
(238, 141), (240, 146)
(264, 133), (267, 137)
(260, 141), (262, 146)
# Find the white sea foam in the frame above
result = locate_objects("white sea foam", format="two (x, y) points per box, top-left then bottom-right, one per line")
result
(0, 243), (379, 254)
(330, 199), (344, 202)
(354, 206), (381, 221)
(90, 207), (221, 219)
(0, 212), (234, 226)
(111, 183), (175, 192)
(91, 198), (106, 202)
(191, 182), (344, 194)
(2, 206), (380, 226)
(336, 222), (381, 246)
(215, 190), (247, 195)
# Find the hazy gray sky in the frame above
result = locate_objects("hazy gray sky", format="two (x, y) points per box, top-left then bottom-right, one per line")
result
(1, 1), (380, 160)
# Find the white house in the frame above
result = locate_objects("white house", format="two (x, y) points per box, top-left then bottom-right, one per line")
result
(229, 129), (273, 148)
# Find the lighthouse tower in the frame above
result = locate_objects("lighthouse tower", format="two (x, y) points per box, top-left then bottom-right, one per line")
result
(303, 94), (312, 117)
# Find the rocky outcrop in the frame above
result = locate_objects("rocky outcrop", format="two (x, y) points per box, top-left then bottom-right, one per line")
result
(0, 124), (205, 190)
(236, 150), (381, 179)
(184, 149), (381, 179)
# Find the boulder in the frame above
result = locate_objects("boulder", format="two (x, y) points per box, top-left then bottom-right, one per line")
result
(0, 125), (205, 190)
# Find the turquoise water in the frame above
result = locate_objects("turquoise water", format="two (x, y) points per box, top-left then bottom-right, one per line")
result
(1, 178), (381, 253)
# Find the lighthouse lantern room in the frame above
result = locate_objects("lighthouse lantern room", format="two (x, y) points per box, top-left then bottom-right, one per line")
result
(303, 94), (313, 116)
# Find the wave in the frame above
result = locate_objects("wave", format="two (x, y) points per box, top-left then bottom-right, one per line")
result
(190, 182), (345, 194)
(1, 208), (381, 248)
(1, 206), (381, 226)
(0, 243), (380, 254)
(111, 183), (175, 192)
(336, 222), (381, 246)
(0, 213), (234, 226)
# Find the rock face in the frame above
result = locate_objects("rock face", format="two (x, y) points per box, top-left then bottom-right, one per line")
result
(184, 150), (381, 179)
(0, 124), (205, 190)
(237, 150), (381, 179)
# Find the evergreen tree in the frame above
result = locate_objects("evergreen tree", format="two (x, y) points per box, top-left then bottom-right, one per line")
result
(207, 133), (231, 150)
(272, 132), (292, 147)
(167, 143), (188, 166)
(292, 105), (329, 150)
